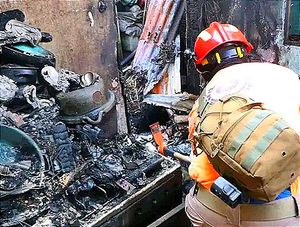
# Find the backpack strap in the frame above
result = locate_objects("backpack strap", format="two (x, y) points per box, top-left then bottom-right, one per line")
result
(227, 110), (272, 158)
(241, 119), (289, 171)
(193, 93), (259, 157)
(197, 90), (210, 117)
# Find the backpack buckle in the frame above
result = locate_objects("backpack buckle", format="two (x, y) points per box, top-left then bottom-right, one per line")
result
(211, 143), (223, 158)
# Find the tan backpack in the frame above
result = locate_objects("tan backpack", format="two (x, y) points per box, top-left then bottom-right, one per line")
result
(193, 95), (300, 201)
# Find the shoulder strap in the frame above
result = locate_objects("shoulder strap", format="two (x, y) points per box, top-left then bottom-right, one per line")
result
(197, 90), (210, 117)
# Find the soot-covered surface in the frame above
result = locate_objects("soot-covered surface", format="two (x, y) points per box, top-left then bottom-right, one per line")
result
(0, 105), (178, 226)
(185, 0), (300, 95)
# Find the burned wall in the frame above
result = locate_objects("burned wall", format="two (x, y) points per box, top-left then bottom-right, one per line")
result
(184, 0), (202, 95)
(0, 0), (118, 79)
(185, 0), (300, 94)
(0, 1), (128, 133)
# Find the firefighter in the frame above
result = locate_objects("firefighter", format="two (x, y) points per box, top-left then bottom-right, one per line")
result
(185, 22), (300, 226)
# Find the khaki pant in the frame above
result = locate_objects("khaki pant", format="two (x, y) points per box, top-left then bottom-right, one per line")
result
(185, 186), (300, 227)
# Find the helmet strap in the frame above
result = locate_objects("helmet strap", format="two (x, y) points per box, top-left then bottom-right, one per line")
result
(201, 45), (248, 67)
(196, 44), (262, 81)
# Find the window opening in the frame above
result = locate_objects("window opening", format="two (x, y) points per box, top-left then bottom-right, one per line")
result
(285, 0), (300, 46)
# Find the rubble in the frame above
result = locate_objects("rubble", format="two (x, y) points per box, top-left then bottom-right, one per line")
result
(0, 20), (42, 47)
(41, 66), (69, 92)
(0, 6), (187, 227)
(23, 85), (55, 109)
(0, 99), (179, 226)
(120, 69), (146, 133)
(0, 75), (18, 102)
(0, 10), (25, 31)
(143, 93), (197, 113)
(52, 122), (78, 174)
(0, 106), (24, 127)
(41, 66), (86, 93)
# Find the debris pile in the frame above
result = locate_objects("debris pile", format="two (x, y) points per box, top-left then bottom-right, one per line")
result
(117, 0), (189, 133)
(0, 103), (176, 226)
(0, 3), (195, 225)
(0, 11), (179, 226)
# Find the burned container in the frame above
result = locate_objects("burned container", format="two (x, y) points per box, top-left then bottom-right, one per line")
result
(0, 124), (45, 198)
(56, 77), (117, 138)
(1, 44), (56, 69)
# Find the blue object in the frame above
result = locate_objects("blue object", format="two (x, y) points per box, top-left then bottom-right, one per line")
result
(250, 189), (291, 204)
(0, 124), (44, 167)
(289, 0), (300, 35)
(13, 43), (50, 57)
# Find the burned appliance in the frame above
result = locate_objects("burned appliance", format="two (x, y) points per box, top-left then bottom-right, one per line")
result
(56, 80), (116, 126)
(87, 159), (182, 227)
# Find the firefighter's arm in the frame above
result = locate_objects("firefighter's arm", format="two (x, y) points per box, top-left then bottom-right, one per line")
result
(188, 99), (220, 190)
(188, 152), (220, 190)
(290, 104), (300, 196)
(291, 105), (300, 196)
(291, 177), (300, 196)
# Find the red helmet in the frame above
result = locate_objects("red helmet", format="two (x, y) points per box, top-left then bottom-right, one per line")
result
(194, 22), (254, 65)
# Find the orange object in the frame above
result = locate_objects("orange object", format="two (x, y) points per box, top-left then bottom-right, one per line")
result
(150, 122), (191, 163)
(194, 22), (253, 66)
(149, 122), (165, 154)
(291, 177), (300, 196)
(151, 71), (169, 94)
(188, 152), (220, 190)
(188, 101), (198, 154)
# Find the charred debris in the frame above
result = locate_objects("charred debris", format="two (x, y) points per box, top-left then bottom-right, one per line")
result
(0, 2), (192, 226)
(118, 0), (196, 134)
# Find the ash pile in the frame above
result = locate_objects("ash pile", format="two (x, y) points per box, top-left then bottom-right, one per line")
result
(0, 112), (174, 226)
(0, 10), (181, 227)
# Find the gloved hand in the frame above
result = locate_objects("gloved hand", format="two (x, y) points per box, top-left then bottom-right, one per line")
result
(188, 152), (220, 190)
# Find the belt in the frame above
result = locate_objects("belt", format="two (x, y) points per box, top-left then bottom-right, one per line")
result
(196, 184), (299, 222)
